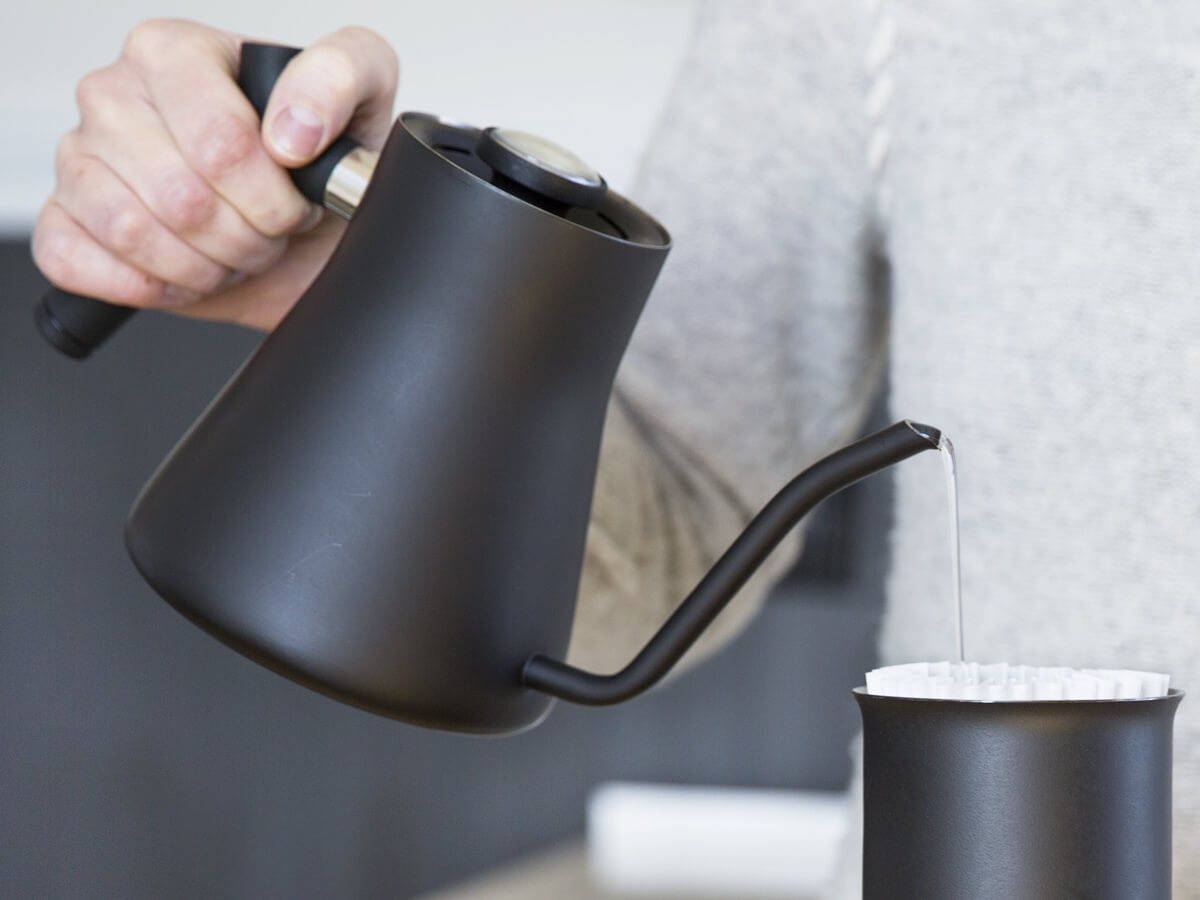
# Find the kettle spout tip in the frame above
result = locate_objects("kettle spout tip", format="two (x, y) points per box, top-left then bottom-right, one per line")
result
(904, 420), (942, 448)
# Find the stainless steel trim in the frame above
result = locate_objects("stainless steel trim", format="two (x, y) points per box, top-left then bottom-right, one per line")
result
(487, 128), (603, 188)
(324, 147), (380, 219)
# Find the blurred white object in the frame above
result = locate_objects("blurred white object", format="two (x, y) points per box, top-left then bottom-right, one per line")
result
(865, 661), (1171, 701)
(587, 783), (849, 898)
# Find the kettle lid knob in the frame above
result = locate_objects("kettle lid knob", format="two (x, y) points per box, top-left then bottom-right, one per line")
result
(476, 127), (607, 210)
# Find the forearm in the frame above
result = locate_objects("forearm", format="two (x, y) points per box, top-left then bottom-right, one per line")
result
(568, 390), (769, 672)
(565, 0), (889, 673)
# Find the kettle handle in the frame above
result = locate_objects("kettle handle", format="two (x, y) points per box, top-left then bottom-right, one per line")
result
(521, 420), (943, 705)
(33, 42), (362, 359)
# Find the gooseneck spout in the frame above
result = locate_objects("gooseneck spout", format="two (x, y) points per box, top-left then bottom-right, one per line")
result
(522, 420), (942, 705)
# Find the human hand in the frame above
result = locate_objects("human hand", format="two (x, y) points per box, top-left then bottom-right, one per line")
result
(33, 20), (398, 331)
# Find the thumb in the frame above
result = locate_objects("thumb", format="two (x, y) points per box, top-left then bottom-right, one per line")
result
(260, 27), (399, 166)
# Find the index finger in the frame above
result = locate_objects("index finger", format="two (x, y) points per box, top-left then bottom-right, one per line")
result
(121, 19), (315, 238)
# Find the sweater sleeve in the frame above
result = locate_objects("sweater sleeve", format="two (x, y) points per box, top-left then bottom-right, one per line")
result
(566, 0), (888, 674)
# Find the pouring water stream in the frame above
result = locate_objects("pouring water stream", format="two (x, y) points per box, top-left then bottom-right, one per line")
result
(938, 435), (965, 662)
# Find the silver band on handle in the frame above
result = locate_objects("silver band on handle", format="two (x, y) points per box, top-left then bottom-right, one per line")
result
(325, 147), (379, 219)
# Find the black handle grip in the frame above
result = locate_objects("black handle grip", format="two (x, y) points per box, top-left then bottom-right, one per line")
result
(35, 42), (361, 359)
(235, 44), (361, 205)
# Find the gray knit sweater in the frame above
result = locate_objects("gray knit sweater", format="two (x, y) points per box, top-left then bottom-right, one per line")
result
(567, 2), (1200, 895)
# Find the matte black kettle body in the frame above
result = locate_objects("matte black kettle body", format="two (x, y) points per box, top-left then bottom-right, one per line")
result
(123, 107), (944, 736)
(125, 113), (671, 733)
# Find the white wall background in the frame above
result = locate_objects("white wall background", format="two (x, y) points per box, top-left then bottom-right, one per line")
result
(0, 1), (696, 234)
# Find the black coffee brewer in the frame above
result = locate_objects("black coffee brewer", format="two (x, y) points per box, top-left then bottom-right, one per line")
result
(857, 689), (1182, 899)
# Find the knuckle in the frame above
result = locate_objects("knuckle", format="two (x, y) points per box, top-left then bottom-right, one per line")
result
(304, 45), (360, 100)
(255, 199), (311, 238)
(74, 68), (115, 117)
(100, 203), (153, 255)
(190, 114), (259, 180)
(122, 19), (178, 65)
(157, 169), (217, 231)
(340, 26), (398, 76)
(32, 224), (77, 286)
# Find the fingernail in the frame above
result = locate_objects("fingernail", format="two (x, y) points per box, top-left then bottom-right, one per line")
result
(161, 285), (200, 307)
(270, 105), (324, 161)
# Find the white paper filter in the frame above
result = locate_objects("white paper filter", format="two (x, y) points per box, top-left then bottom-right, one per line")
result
(865, 661), (1170, 701)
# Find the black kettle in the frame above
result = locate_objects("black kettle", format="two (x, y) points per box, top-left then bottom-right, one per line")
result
(36, 44), (944, 733)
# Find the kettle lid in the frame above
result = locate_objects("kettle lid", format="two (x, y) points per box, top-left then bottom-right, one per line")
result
(399, 112), (668, 247)
(476, 127), (607, 210)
